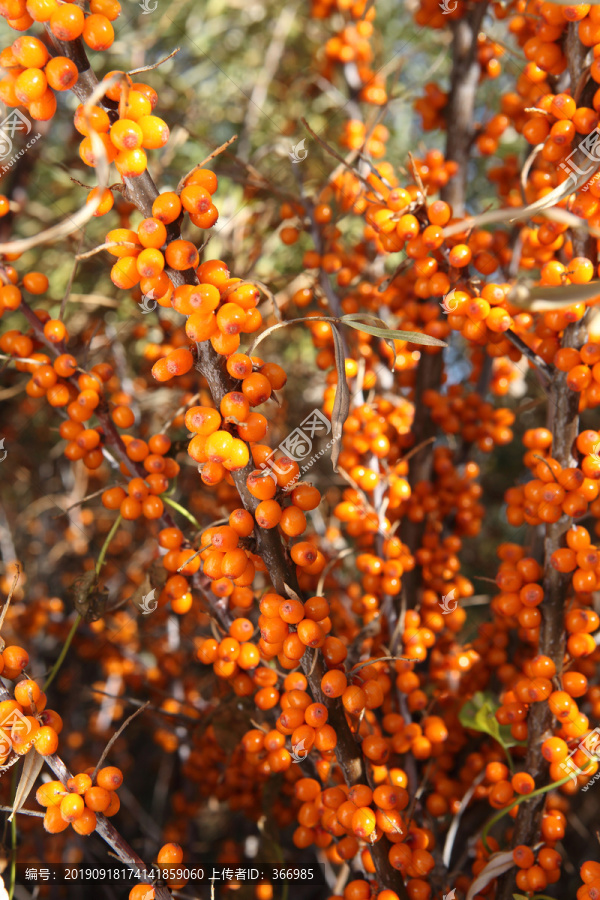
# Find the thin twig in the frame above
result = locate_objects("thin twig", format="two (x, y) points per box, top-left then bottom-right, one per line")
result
(75, 240), (139, 260)
(175, 136), (238, 193)
(59, 228), (85, 320)
(301, 117), (384, 199)
(91, 702), (151, 783)
(127, 48), (180, 75)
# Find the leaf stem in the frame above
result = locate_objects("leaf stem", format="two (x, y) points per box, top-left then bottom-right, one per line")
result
(162, 496), (202, 531)
(8, 766), (17, 900)
(44, 514), (122, 692)
(43, 613), (82, 692)
(96, 513), (123, 576)
(481, 769), (586, 853)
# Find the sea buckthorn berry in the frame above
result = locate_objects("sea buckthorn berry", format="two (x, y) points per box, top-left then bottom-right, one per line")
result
(186, 167), (218, 193)
(87, 186), (114, 216)
(255, 499), (282, 529)
(90, 0), (120, 16)
(181, 184), (212, 215)
(165, 239), (199, 270)
(84, 786), (111, 812)
(513, 845), (535, 868)
(247, 470), (277, 500)
(43, 807), (69, 833)
(43, 319), (66, 344)
(60, 793), (84, 822)
(320, 670), (348, 700)
(115, 147), (148, 178)
(22, 272), (48, 294)
(37, 781), (66, 807)
(72, 807), (97, 835)
(260, 362), (287, 390)
(12, 35), (48, 66)
(280, 506), (306, 536)
(229, 508), (255, 537)
(242, 372), (272, 406)
(291, 484), (321, 510)
(96, 766), (123, 790)
(14, 679), (40, 707)
(49, 2), (84, 39)
(138, 217), (168, 249)
(352, 807), (376, 838)
(291, 542), (319, 567)
(137, 115), (169, 149)
(110, 118), (143, 151)
(152, 191), (182, 223)
(74, 104), (110, 136)
(130, 888), (155, 900)
(226, 352), (254, 380)
(156, 843), (183, 866)
(67, 774), (92, 794)
(237, 412), (268, 442)
(2, 646), (29, 672)
(104, 792), (120, 817)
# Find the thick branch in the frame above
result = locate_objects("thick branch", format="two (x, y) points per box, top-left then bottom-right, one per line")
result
(442, 1), (490, 215)
(497, 314), (588, 900)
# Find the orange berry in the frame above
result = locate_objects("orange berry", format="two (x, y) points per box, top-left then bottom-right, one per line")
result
(49, 2), (84, 39)
(60, 793), (85, 822)
(96, 766), (123, 790)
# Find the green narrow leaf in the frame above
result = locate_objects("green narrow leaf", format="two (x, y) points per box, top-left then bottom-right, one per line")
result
(342, 314), (446, 347)
(330, 323), (350, 473)
(341, 313), (397, 367)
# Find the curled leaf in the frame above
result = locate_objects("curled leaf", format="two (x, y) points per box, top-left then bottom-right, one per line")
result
(466, 850), (515, 900)
(509, 166), (599, 221)
(71, 571), (109, 622)
(9, 749), (44, 822)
